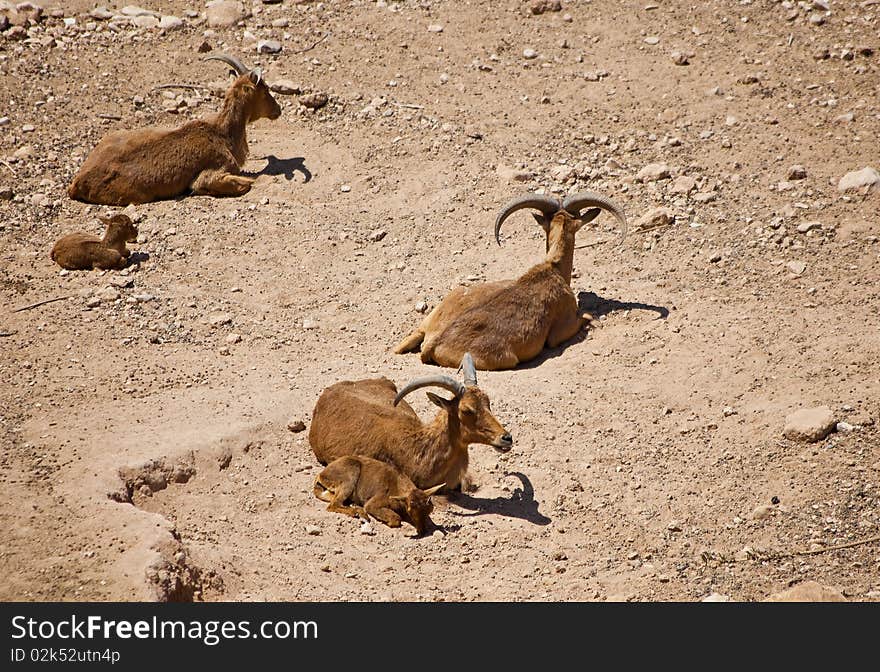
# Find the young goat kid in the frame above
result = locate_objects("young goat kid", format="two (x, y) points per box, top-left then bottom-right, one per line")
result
(50, 214), (138, 270)
(309, 354), (511, 492)
(394, 192), (627, 370)
(314, 455), (444, 535)
(68, 55), (281, 205)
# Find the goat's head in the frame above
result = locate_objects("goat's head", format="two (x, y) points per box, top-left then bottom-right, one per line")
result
(205, 54), (282, 122)
(494, 191), (628, 251)
(394, 483), (443, 535)
(393, 353), (513, 452)
(100, 214), (138, 243)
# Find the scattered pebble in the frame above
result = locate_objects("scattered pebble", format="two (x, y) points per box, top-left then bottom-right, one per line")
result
(257, 39), (282, 54)
(287, 420), (307, 433)
(305, 524), (321, 536)
(523, 48), (539, 59)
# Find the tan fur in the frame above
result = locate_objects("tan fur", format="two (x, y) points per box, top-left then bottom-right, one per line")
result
(308, 376), (511, 491)
(50, 214), (138, 271)
(68, 73), (281, 205)
(314, 455), (442, 535)
(394, 211), (591, 370)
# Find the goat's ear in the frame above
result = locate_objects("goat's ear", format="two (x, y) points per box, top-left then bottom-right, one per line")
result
(532, 213), (551, 233)
(389, 495), (407, 506)
(426, 392), (452, 409)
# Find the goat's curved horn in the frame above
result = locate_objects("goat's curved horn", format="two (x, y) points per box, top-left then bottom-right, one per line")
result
(494, 194), (561, 246)
(460, 353), (477, 387)
(393, 375), (465, 406)
(203, 54), (250, 76)
(562, 191), (628, 246)
(422, 483), (445, 497)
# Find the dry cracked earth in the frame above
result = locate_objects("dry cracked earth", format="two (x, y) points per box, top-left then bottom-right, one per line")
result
(1, 0), (879, 602)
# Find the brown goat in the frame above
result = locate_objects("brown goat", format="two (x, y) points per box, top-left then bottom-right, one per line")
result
(68, 55), (281, 205)
(314, 455), (444, 535)
(309, 353), (511, 492)
(394, 192), (627, 370)
(50, 214), (138, 271)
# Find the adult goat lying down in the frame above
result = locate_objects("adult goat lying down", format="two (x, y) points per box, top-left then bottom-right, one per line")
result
(68, 55), (281, 205)
(309, 354), (511, 492)
(394, 191), (627, 370)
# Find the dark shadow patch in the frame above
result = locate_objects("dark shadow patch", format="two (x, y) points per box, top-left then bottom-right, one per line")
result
(446, 472), (551, 525)
(248, 155), (312, 183)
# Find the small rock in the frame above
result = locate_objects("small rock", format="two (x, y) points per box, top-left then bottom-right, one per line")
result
(21, 124), (35, 133)
(670, 176), (696, 194)
(415, 301), (428, 314)
(159, 15), (184, 30)
(95, 286), (120, 303)
(708, 252), (722, 263)
(530, 0), (562, 14)
(198, 40), (212, 53)
(671, 51), (689, 65)
(644, 36), (660, 45)
(764, 581), (846, 602)
(270, 79), (301, 95)
(666, 521), (682, 532)
(206, 0), (247, 28)
(302, 318), (317, 330)
(722, 406), (737, 417)
(523, 48), (539, 59)
(299, 92), (329, 109)
(0, 187), (13, 200)
(838, 167), (880, 192)
(208, 312), (232, 327)
(360, 522), (376, 535)
(340, 185), (351, 193)
(787, 164), (807, 180)
(131, 15), (159, 28)
(783, 406), (837, 442)
(751, 504), (774, 520)
(256, 39), (282, 54)
(796, 221), (822, 234)
(89, 7), (113, 20)
(426, 24), (443, 32)
(835, 421), (855, 433)
(634, 207), (672, 231)
(225, 333), (242, 344)
(287, 420), (307, 433)
(786, 260), (806, 275)
(636, 162), (671, 182)
(369, 229), (387, 242)
(701, 593), (731, 602)
(305, 525), (321, 536)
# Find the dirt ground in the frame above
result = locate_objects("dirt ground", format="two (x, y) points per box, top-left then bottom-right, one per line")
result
(1, 0), (878, 602)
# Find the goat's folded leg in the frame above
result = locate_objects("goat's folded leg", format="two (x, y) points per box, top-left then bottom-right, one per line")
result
(364, 496), (402, 528)
(393, 329), (424, 354)
(191, 169), (254, 197)
(546, 312), (586, 348)
(93, 249), (127, 271)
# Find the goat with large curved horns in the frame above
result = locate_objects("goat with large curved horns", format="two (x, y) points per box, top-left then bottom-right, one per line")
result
(309, 353), (512, 492)
(394, 191), (627, 370)
(68, 55), (282, 205)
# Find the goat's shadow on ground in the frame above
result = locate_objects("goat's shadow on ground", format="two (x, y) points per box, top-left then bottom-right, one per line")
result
(444, 472), (551, 526)
(247, 155), (312, 183)
(513, 291), (669, 370)
(127, 251), (150, 266)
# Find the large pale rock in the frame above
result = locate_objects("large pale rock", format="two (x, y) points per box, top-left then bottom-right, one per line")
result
(783, 406), (836, 442)
(763, 581), (846, 602)
(206, 0), (247, 28)
(837, 167), (880, 192)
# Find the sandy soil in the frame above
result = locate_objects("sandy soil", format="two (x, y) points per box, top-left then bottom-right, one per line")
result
(1, 0), (878, 602)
